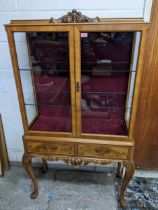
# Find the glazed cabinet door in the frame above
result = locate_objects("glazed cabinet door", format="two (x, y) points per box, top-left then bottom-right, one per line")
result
(74, 25), (147, 139)
(7, 26), (76, 136)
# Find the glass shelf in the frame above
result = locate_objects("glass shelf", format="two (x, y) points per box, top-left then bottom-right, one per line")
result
(19, 68), (136, 72)
(32, 61), (69, 64)
(25, 103), (70, 106)
(30, 61), (131, 64)
(81, 70), (136, 72)
(24, 91), (128, 106)
(82, 91), (127, 95)
(25, 104), (132, 109)
(82, 61), (131, 64)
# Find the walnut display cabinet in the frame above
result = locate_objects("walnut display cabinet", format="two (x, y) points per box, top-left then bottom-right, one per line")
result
(5, 10), (149, 208)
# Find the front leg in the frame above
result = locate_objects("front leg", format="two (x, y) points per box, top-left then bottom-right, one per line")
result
(119, 160), (135, 208)
(22, 154), (38, 199)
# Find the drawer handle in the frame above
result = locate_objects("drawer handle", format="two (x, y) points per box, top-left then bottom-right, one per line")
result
(95, 147), (111, 154)
(44, 145), (58, 152)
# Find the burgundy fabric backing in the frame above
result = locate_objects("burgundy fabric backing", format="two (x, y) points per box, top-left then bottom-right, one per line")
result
(31, 73), (128, 135)
(28, 32), (133, 135)
(81, 73), (128, 135)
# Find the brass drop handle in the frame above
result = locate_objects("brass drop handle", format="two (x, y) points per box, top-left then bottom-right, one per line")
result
(95, 147), (111, 154)
(44, 145), (58, 152)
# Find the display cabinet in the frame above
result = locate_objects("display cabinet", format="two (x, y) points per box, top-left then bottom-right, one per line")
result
(5, 10), (149, 208)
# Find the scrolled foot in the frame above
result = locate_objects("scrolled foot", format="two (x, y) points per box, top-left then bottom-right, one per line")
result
(119, 160), (135, 208)
(30, 191), (38, 199)
(119, 197), (127, 209)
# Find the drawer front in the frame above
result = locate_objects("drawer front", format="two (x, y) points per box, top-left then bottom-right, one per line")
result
(27, 142), (75, 156)
(78, 144), (129, 159)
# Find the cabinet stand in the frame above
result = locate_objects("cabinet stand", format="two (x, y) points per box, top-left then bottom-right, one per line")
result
(22, 153), (135, 208)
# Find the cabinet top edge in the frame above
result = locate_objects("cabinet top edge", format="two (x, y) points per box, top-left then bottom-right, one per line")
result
(4, 18), (149, 27)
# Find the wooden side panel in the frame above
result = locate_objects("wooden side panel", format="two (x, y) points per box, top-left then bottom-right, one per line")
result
(0, 115), (9, 171)
(134, 0), (158, 169)
(6, 29), (29, 131)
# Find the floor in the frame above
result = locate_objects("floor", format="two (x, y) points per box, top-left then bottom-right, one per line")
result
(0, 165), (118, 210)
(0, 164), (158, 210)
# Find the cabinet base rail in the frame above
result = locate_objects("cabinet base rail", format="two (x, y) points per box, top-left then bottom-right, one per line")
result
(22, 153), (135, 208)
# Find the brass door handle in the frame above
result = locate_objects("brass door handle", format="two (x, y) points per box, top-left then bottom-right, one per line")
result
(44, 145), (58, 152)
(76, 82), (80, 92)
(95, 147), (111, 154)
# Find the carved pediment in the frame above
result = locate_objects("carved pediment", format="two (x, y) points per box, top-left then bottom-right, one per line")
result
(49, 9), (100, 23)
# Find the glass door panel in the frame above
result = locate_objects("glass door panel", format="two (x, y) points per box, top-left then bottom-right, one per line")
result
(14, 32), (72, 133)
(80, 31), (141, 135)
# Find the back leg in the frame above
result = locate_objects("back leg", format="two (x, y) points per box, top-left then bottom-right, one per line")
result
(41, 158), (48, 174)
(116, 162), (123, 178)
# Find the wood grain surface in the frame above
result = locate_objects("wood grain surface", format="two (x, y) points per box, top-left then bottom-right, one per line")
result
(134, 0), (158, 169)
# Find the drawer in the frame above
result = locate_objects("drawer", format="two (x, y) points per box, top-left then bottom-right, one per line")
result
(27, 142), (75, 156)
(78, 144), (129, 159)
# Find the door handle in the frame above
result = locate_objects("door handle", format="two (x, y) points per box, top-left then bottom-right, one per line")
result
(76, 82), (80, 92)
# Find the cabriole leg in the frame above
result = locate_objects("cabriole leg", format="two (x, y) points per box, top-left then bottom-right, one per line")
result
(22, 154), (38, 199)
(41, 158), (48, 174)
(119, 160), (135, 208)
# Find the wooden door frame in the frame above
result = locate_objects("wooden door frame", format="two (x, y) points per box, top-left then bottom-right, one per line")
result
(74, 24), (148, 141)
(6, 25), (76, 137)
(5, 20), (149, 143)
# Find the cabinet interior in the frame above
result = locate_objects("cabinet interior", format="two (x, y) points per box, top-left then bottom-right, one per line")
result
(14, 29), (141, 136)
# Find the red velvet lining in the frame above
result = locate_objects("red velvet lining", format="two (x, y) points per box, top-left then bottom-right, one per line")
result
(31, 115), (72, 132)
(31, 74), (128, 135)
(28, 32), (131, 135)
(82, 118), (127, 135)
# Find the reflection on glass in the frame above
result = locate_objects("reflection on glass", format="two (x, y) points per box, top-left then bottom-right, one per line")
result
(15, 32), (72, 132)
(81, 32), (139, 135)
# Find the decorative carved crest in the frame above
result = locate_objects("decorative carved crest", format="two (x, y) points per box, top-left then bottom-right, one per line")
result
(49, 9), (100, 23)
